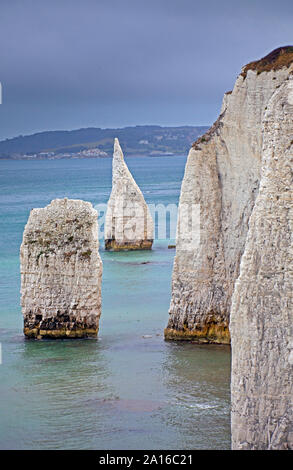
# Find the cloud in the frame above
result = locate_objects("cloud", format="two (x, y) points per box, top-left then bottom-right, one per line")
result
(0, 0), (292, 138)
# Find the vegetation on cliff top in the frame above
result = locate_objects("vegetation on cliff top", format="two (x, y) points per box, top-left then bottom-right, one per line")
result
(241, 46), (293, 78)
(192, 46), (293, 149)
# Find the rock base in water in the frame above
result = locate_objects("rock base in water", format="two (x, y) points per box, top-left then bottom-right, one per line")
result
(105, 239), (153, 251)
(164, 323), (230, 344)
(24, 327), (98, 339)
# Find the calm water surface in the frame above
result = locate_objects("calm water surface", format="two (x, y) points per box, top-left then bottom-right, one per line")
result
(0, 156), (231, 449)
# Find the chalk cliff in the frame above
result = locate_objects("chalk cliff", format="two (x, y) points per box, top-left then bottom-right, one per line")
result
(105, 138), (153, 250)
(20, 198), (102, 338)
(165, 47), (293, 343)
(230, 78), (293, 449)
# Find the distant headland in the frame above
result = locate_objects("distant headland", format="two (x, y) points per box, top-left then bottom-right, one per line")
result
(0, 125), (208, 160)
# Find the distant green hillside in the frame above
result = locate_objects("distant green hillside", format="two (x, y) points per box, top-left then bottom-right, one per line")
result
(0, 125), (208, 158)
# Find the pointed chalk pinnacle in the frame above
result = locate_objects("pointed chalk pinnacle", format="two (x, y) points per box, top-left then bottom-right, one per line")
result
(105, 138), (154, 251)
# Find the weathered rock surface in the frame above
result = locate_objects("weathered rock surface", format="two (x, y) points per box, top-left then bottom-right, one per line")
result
(20, 198), (102, 338)
(105, 138), (153, 250)
(165, 47), (293, 343)
(230, 78), (293, 449)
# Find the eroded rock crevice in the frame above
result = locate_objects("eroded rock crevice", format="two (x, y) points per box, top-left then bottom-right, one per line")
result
(230, 78), (293, 450)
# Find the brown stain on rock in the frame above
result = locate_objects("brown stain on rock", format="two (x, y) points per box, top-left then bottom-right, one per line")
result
(105, 239), (153, 251)
(164, 323), (230, 344)
(24, 326), (98, 339)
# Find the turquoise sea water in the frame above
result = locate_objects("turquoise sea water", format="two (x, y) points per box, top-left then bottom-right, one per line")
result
(0, 156), (231, 450)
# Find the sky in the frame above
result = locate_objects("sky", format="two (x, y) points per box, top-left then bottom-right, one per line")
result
(0, 0), (292, 140)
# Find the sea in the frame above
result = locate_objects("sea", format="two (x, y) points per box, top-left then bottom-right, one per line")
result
(0, 156), (231, 450)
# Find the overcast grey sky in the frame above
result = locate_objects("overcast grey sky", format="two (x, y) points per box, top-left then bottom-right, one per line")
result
(0, 0), (292, 139)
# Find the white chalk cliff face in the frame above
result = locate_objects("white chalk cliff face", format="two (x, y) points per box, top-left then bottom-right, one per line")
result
(20, 198), (102, 338)
(105, 138), (154, 250)
(230, 78), (293, 450)
(165, 48), (293, 343)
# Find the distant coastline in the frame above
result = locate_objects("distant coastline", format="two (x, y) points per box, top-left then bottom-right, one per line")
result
(0, 125), (208, 160)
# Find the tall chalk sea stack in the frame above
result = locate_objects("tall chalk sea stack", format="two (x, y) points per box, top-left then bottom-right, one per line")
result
(165, 47), (293, 343)
(20, 198), (102, 338)
(105, 138), (153, 250)
(230, 78), (293, 450)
